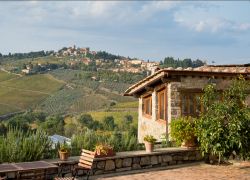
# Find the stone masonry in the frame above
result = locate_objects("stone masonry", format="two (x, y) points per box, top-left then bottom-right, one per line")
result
(46, 148), (203, 177)
(138, 76), (233, 143)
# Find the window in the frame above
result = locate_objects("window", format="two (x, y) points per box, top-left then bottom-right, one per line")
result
(181, 92), (203, 117)
(142, 95), (152, 117)
(157, 88), (167, 121)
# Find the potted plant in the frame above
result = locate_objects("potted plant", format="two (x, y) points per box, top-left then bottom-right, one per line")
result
(94, 143), (115, 158)
(144, 135), (157, 152)
(170, 117), (197, 148)
(58, 143), (70, 161)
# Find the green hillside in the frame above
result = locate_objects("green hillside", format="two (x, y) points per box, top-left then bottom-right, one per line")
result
(0, 72), (64, 115)
(34, 69), (136, 115)
(0, 68), (137, 116)
(0, 70), (18, 82)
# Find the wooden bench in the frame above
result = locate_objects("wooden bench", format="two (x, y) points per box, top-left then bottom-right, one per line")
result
(55, 149), (96, 180)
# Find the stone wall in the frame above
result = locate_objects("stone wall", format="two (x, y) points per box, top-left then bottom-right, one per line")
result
(170, 76), (232, 120)
(47, 148), (202, 177)
(91, 148), (202, 175)
(138, 76), (234, 142)
(138, 90), (167, 143)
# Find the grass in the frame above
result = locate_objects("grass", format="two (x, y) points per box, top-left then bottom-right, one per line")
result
(0, 104), (21, 116)
(0, 68), (137, 116)
(69, 94), (110, 114)
(0, 73), (64, 115)
(113, 101), (138, 109)
(89, 109), (138, 126)
(0, 70), (17, 82)
(0, 74), (64, 93)
(37, 88), (84, 114)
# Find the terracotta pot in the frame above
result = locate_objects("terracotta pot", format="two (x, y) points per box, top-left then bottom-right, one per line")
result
(59, 151), (69, 161)
(181, 138), (197, 148)
(144, 141), (154, 153)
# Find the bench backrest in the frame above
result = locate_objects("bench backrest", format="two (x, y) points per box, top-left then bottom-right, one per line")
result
(78, 149), (96, 170)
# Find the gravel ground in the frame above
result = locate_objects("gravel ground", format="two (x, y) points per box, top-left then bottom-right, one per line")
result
(94, 161), (250, 180)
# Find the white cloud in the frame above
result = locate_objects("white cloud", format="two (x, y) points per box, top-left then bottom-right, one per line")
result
(174, 5), (250, 33)
(236, 23), (250, 31)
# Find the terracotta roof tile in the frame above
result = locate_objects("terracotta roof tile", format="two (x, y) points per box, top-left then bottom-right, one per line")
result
(124, 64), (250, 96)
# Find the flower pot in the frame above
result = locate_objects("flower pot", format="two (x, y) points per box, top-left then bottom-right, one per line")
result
(59, 151), (69, 161)
(144, 141), (154, 153)
(181, 138), (197, 148)
(95, 149), (115, 158)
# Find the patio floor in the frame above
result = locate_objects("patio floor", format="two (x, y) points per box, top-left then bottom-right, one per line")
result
(93, 161), (250, 180)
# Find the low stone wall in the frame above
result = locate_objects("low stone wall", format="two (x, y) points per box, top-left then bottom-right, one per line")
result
(48, 147), (202, 177)
(91, 147), (202, 175)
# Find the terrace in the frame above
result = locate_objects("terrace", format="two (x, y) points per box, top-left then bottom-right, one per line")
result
(0, 147), (202, 179)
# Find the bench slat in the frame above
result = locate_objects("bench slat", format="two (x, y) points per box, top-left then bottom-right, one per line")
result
(79, 159), (93, 166)
(81, 149), (96, 155)
(78, 163), (91, 169)
(81, 152), (95, 159)
(80, 156), (94, 162)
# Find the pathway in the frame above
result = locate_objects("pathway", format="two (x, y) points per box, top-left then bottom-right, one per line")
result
(95, 161), (250, 180)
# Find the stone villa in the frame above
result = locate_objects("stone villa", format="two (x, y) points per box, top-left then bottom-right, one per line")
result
(124, 64), (250, 142)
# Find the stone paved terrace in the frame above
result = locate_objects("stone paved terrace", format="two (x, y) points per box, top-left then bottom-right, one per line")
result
(95, 161), (250, 180)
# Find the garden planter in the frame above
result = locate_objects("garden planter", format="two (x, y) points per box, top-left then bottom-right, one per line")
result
(95, 149), (115, 158)
(59, 151), (70, 161)
(144, 141), (154, 153)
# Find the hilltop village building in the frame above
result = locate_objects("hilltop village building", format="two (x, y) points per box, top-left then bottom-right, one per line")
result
(124, 65), (250, 143)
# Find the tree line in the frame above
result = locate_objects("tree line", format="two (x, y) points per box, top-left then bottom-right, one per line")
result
(0, 50), (54, 60)
(160, 57), (206, 68)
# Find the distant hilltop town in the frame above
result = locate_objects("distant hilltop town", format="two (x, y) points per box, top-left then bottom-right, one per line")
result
(0, 45), (206, 76)
(55, 45), (159, 74)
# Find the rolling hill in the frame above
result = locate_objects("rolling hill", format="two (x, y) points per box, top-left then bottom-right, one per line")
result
(0, 71), (64, 115)
(0, 69), (137, 116)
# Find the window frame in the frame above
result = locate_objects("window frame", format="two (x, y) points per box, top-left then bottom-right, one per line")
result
(180, 91), (203, 117)
(142, 94), (152, 118)
(157, 88), (167, 121)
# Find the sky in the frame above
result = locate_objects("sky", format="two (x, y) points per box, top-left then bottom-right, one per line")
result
(0, 1), (250, 64)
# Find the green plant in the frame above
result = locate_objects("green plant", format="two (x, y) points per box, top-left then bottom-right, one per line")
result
(143, 135), (157, 143)
(0, 127), (53, 163)
(196, 76), (250, 163)
(95, 143), (113, 155)
(170, 117), (196, 146)
(59, 143), (70, 153)
(160, 134), (174, 148)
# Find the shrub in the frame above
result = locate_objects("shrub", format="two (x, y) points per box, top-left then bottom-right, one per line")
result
(0, 127), (53, 163)
(196, 76), (250, 163)
(102, 116), (116, 131)
(71, 129), (140, 155)
(170, 117), (196, 146)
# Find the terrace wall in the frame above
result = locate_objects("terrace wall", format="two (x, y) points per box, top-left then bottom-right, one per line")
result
(48, 148), (203, 177)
